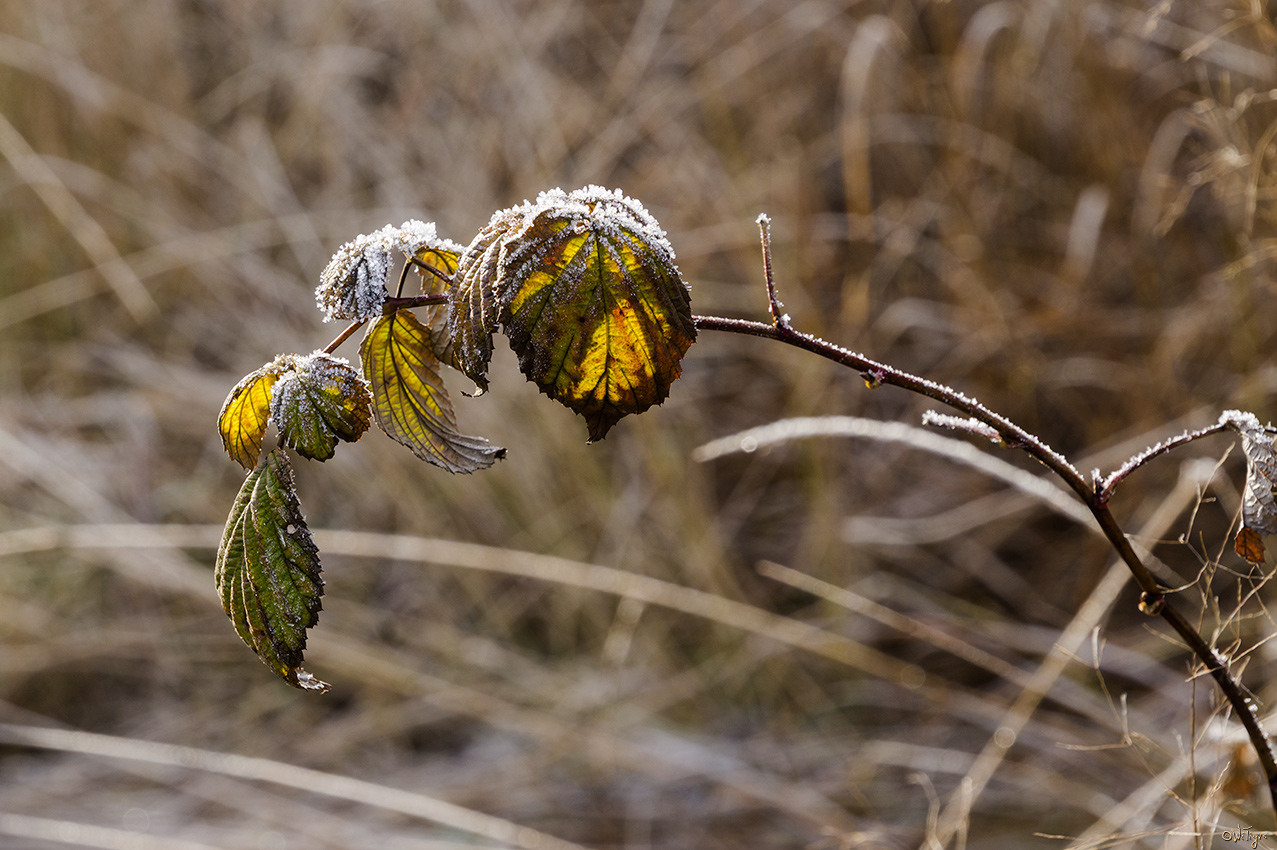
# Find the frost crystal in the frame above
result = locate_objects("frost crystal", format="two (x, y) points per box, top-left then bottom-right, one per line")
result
(921, 410), (1002, 443)
(391, 219), (464, 258)
(315, 221), (462, 322)
(316, 232), (393, 322)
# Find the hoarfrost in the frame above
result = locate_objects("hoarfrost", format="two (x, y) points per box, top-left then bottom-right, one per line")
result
(315, 232), (393, 322)
(316, 221), (462, 322)
(1222, 409), (1277, 536)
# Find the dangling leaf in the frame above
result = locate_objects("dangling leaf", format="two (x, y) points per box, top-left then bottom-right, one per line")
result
(1223, 410), (1277, 534)
(1235, 526), (1267, 566)
(448, 207), (528, 392)
(498, 186), (696, 441)
(270, 352), (372, 461)
(360, 309), (505, 473)
(1222, 410), (1277, 563)
(215, 447), (329, 692)
(218, 357), (290, 470)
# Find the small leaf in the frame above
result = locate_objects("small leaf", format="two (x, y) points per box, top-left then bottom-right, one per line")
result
(1235, 526), (1266, 566)
(361, 309), (505, 473)
(217, 357), (290, 470)
(315, 233), (393, 323)
(270, 352), (372, 461)
(314, 220), (462, 323)
(409, 232), (463, 365)
(499, 186), (696, 441)
(215, 447), (329, 692)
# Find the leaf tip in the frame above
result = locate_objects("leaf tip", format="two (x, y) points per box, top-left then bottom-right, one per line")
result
(292, 668), (332, 693)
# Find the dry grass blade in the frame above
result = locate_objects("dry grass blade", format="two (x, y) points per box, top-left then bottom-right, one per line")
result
(0, 522), (909, 683)
(694, 416), (1093, 527)
(0, 112), (156, 321)
(0, 724), (596, 850)
(0, 812), (227, 850)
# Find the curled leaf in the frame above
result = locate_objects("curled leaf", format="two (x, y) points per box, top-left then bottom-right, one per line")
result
(1222, 410), (1277, 537)
(448, 207), (526, 392)
(315, 232), (393, 323)
(218, 356), (290, 470)
(316, 220), (461, 323)
(215, 447), (329, 692)
(500, 186), (696, 441)
(361, 309), (505, 473)
(270, 352), (372, 461)
(409, 231), (463, 365)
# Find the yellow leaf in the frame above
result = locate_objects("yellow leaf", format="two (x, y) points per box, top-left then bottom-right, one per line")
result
(498, 186), (696, 441)
(361, 309), (504, 473)
(217, 359), (287, 471)
(412, 242), (461, 364)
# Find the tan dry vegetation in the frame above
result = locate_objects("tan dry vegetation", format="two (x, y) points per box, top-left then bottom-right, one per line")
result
(0, 0), (1276, 847)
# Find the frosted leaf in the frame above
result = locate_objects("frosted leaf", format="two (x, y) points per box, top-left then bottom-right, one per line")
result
(447, 206), (528, 390)
(316, 232), (393, 322)
(389, 219), (465, 261)
(315, 220), (465, 324)
(360, 309), (505, 473)
(1222, 410), (1277, 538)
(269, 351), (372, 461)
(496, 185), (696, 440)
(448, 186), (695, 437)
(218, 354), (296, 470)
(216, 447), (330, 692)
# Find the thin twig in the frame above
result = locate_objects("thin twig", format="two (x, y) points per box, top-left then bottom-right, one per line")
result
(1098, 421), (1230, 503)
(384, 293), (448, 311)
(322, 320), (365, 354)
(410, 257), (453, 285)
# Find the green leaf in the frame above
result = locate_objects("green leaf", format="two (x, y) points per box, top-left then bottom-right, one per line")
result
(361, 309), (505, 473)
(498, 186), (696, 441)
(269, 352), (372, 461)
(217, 357), (289, 470)
(215, 447), (329, 692)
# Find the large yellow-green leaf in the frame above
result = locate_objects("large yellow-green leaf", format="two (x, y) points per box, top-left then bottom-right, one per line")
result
(269, 352), (372, 461)
(215, 447), (329, 692)
(498, 186), (696, 441)
(217, 357), (289, 470)
(360, 309), (505, 473)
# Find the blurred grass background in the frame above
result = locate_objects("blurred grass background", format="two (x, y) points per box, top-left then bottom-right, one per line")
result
(0, 0), (1276, 847)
